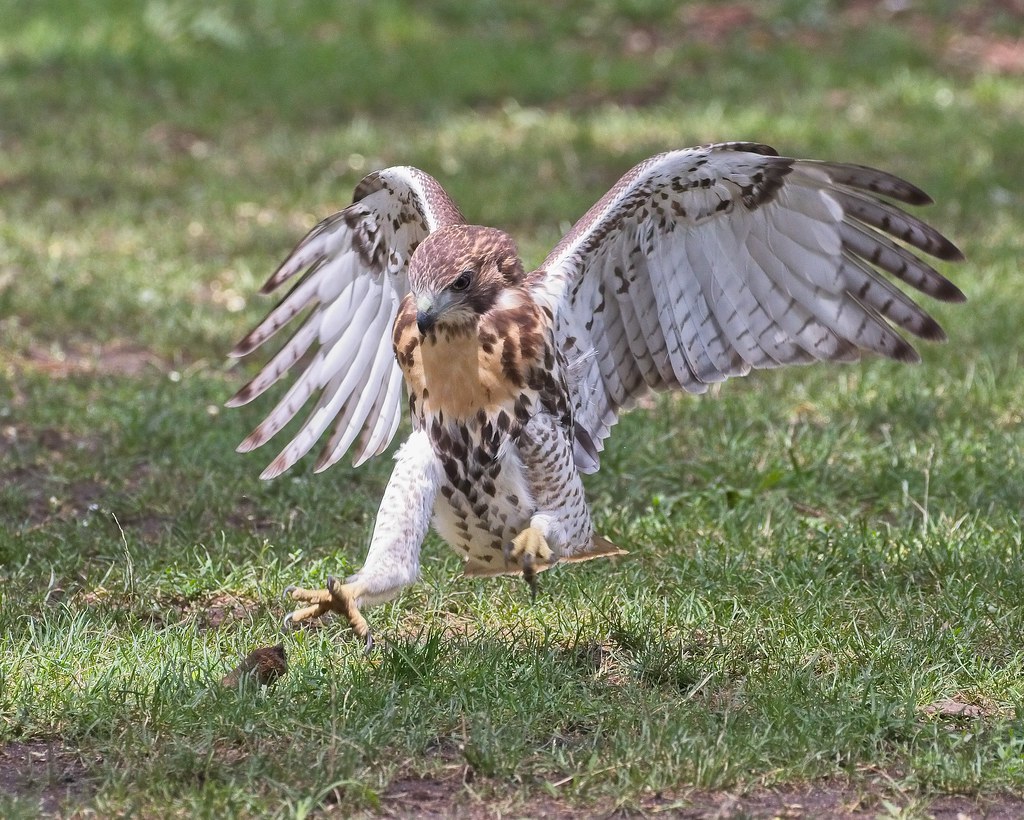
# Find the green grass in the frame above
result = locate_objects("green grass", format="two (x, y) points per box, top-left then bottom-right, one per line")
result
(2, 1), (1023, 816)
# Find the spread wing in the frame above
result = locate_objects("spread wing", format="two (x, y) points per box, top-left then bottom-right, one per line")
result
(534, 143), (964, 472)
(227, 166), (465, 478)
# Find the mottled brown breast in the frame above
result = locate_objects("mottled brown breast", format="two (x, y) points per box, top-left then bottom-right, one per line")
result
(392, 292), (554, 426)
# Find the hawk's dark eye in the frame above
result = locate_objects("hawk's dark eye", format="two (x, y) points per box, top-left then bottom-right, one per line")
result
(450, 271), (473, 292)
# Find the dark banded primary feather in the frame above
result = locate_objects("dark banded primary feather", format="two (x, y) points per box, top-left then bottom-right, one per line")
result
(533, 143), (964, 470)
(227, 166), (464, 478)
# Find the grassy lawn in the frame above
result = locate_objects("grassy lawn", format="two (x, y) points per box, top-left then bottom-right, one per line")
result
(2, 1), (1023, 816)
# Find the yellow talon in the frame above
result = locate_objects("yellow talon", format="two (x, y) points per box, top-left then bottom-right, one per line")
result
(284, 577), (373, 649)
(505, 527), (553, 600)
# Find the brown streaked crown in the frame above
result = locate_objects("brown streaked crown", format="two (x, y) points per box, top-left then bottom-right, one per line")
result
(409, 224), (525, 320)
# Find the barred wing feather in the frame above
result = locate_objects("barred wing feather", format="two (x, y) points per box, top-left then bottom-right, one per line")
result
(227, 167), (464, 478)
(536, 143), (964, 471)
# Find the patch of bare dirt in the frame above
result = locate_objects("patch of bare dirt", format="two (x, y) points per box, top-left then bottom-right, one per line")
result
(1, 427), (165, 536)
(1, 464), (108, 532)
(222, 495), (281, 535)
(921, 694), (1001, 721)
(948, 33), (1024, 74)
(649, 785), (1024, 819)
(70, 589), (261, 631)
(0, 424), (103, 463)
(4, 467), (110, 534)
(145, 122), (212, 159)
(841, 0), (1024, 76)
(194, 592), (261, 629)
(618, 1), (1024, 85)
(677, 3), (759, 45)
(363, 776), (1024, 819)
(0, 740), (97, 816)
(8, 341), (170, 379)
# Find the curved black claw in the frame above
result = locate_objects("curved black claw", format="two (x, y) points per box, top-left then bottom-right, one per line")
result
(523, 566), (540, 602)
(518, 550), (540, 602)
(283, 612), (296, 628)
(363, 630), (375, 655)
(282, 585), (297, 600)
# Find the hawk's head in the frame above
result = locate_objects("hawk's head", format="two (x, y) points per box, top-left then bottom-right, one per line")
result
(408, 224), (525, 335)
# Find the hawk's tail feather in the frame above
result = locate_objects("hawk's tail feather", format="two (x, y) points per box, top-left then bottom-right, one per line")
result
(563, 534), (628, 563)
(462, 534), (627, 578)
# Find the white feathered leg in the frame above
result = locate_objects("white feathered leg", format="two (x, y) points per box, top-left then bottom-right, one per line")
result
(286, 429), (438, 646)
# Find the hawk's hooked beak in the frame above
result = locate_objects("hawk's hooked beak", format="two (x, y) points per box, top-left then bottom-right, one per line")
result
(415, 294), (439, 335)
(416, 310), (436, 335)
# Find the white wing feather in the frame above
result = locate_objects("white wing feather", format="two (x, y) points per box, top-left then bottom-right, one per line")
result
(227, 166), (464, 478)
(537, 143), (964, 470)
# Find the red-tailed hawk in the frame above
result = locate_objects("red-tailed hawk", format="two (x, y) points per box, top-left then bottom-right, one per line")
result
(228, 143), (963, 646)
